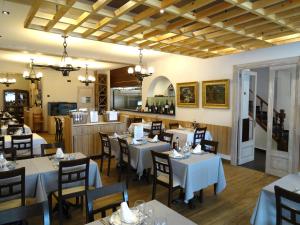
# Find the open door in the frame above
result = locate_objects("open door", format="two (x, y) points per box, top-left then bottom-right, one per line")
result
(238, 69), (257, 165)
(266, 64), (297, 177)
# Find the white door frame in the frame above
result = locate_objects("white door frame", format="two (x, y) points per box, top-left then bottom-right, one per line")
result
(231, 57), (300, 168)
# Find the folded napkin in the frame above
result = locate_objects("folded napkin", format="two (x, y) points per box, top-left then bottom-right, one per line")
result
(192, 144), (202, 153)
(120, 202), (137, 223)
(56, 148), (64, 158)
(131, 138), (139, 145)
(179, 124), (183, 129)
(172, 149), (182, 157)
(152, 135), (158, 142)
(113, 132), (119, 138)
(14, 128), (23, 135)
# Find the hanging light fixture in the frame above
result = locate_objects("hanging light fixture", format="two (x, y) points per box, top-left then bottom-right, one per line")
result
(49, 35), (80, 76)
(78, 64), (95, 86)
(0, 73), (16, 87)
(23, 59), (43, 83)
(128, 48), (154, 84)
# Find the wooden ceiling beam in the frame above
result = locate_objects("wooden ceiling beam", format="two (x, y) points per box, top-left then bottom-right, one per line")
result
(196, 2), (233, 20)
(24, 0), (42, 28)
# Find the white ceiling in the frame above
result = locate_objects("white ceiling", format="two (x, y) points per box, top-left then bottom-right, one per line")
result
(0, 0), (168, 70)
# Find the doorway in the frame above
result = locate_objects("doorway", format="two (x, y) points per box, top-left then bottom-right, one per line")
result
(231, 57), (300, 177)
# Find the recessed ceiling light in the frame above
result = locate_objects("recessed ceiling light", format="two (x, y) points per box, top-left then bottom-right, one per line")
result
(160, 9), (165, 14)
(2, 10), (10, 15)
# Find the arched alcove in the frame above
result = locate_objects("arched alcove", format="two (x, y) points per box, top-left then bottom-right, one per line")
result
(147, 76), (174, 97)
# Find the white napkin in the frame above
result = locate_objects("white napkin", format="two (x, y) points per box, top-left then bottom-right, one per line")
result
(192, 144), (202, 153)
(172, 149), (182, 157)
(113, 132), (119, 138)
(14, 128), (23, 135)
(152, 135), (158, 142)
(131, 138), (139, 145)
(56, 148), (64, 158)
(179, 124), (183, 129)
(120, 202), (137, 223)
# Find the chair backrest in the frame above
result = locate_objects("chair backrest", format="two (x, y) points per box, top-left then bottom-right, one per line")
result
(86, 182), (128, 222)
(0, 201), (50, 225)
(58, 157), (90, 197)
(11, 134), (33, 159)
(151, 151), (173, 186)
(275, 185), (300, 225)
(117, 138), (131, 166)
(200, 140), (218, 154)
(41, 142), (65, 157)
(7, 124), (25, 135)
(99, 132), (111, 155)
(133, 117), (143, 123)
(0, 167), (25, 206)
(193, 127), (207, 147)
(0, 136), (4, 151)
(159, 132), (173, 145)
(169, 123), (179, 129)
(150, 121), (163, 137)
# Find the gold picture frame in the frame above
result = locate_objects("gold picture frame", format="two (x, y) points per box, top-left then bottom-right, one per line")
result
(202, 79), (230, 109)
(176, 82), (199, 107)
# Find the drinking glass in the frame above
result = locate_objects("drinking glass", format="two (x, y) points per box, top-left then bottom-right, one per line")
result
(154, 217), (167, 225)
(134, 200), (145, 221)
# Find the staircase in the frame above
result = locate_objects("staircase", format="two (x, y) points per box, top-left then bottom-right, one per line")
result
(249, 90), (288, 152)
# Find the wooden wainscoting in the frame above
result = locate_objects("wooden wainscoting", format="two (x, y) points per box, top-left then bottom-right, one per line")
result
(119, 112), (231, 156)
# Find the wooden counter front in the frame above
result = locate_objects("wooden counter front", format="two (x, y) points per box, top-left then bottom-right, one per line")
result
(64, 117), (126, 156)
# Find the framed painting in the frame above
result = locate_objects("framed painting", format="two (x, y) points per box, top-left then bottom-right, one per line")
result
(202, 79), (230, 109)
(176, 82), (199, 107)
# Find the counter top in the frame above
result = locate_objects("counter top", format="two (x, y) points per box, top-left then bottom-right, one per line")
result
(118, 109), (175, 117)
(72, 121), (124, 127)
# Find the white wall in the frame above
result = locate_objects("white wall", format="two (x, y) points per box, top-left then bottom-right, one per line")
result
(144, 42), (300, 127)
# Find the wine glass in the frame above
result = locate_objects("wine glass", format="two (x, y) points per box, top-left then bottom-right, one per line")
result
(154, 217), (167, 225)
(143, 205), (154, 224)
(134, 200), (145, 221)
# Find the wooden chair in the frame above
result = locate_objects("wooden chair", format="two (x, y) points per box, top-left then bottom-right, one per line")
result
(11, 134), (33, 160)
(151, 151), (181, 207)
(193, 127), (207, 147)
(117, 138), (134, 187)
(159, 132), (173, 146)
(0, 136), (4, 151)
(169, 123), (179, 129)
(55, 117), (63, 143)
(41, 142), (65, 157)
(50, 157), (90, 225)
(86, 182), (128, 223)
(0, 167), (25, 211)
(7, 124), (25, 135)
(274, 185), (300, 225)
(200, 140), (218, 155)
(33, 112), (43, 132)
(150, 121), (163, 138)
(0, 201), (50, 225)
(99, 132), (114, 176)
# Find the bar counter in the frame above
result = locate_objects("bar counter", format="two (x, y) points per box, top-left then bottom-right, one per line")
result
(64, 116), (126, 156)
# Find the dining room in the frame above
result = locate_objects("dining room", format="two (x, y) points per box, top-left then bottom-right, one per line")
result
(1, 0), (300, 225)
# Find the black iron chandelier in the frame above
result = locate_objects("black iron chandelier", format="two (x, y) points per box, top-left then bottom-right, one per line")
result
(127, 48), (154, 83)
(49, 35), (80, 76)
(23, 59), (43, 83)
(78, 65), (95, 86)
(0, 73), (16, 87)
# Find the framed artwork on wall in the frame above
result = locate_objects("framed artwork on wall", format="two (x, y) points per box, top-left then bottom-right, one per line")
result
(176, 82), (199, 107)
(202, 79), (230, 109)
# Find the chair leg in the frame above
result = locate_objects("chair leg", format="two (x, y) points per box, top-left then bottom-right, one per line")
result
(107, 157), (111, 176)
(152, 181), (156, 200)
(199, 189), (203, 203)
(58, 199), (63, 225)
(48, 194), (53, 224)
(168, 188), (172, 207)
(100, 154), (104, 173)
(214, 183), (217, 195)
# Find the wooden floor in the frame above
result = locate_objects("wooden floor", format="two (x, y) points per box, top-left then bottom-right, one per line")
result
(32, 133), (277, 225)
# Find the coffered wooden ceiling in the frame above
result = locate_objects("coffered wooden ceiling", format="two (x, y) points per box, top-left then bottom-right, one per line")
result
(21, 0), (300, 58)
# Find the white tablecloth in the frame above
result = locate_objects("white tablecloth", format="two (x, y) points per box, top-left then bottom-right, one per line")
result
(166, 128), (212, 147)
(251, 174), (300, 225)
(169, 152), (226, 202)
(4, 133), (47, 156)
(1, 124), (32, 135)
(128, 122), (165, 133)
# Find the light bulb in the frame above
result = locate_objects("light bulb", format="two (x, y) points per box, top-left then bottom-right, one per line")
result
(0, 78), (3, 82)
(36, 72), (43, 78)
(148, 67), (154, 74)
(141, 68), (146, 74)
(135, 65), (141, 73)
(2, 78), (7, 82)
(23, 71), (29, 78)
(78, 75), (84, 81)
(12, 78), (16, 83)
(65, 57), (72, 65)
(128, 67), (134, 74)
(88, 75), (95, 81)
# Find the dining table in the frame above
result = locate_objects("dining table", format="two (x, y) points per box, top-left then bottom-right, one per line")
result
(251, 173), (300, 225)
(128, 122), (165, 134)
(3, 133), (47, 156)
(85, 200), (197, 225)
(1, 124), (32, 135)
(0, 152), (102, 203)
(166, 128), (213, 147)
(166, 151), (226, 203)
(110, 135), (170, 177)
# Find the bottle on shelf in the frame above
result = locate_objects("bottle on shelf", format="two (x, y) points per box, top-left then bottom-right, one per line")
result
(169, 100), (175, 115)
(145, 100), (149, 112)
(154, 102), (158, 113)
(164, 99), (169, 114)
(151, 102), (155, 113)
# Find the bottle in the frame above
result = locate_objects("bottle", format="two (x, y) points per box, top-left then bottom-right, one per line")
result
(154, 102), (158, 113)
(145, 100), (149, 112)
(164, 100), (169, 114)
(170, 100), (175, 115)
(176, 137), (180, 151)
(151, 102), (155, 113)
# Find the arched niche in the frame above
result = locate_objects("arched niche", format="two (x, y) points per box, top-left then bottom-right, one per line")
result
(147, 76), (174, 97)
